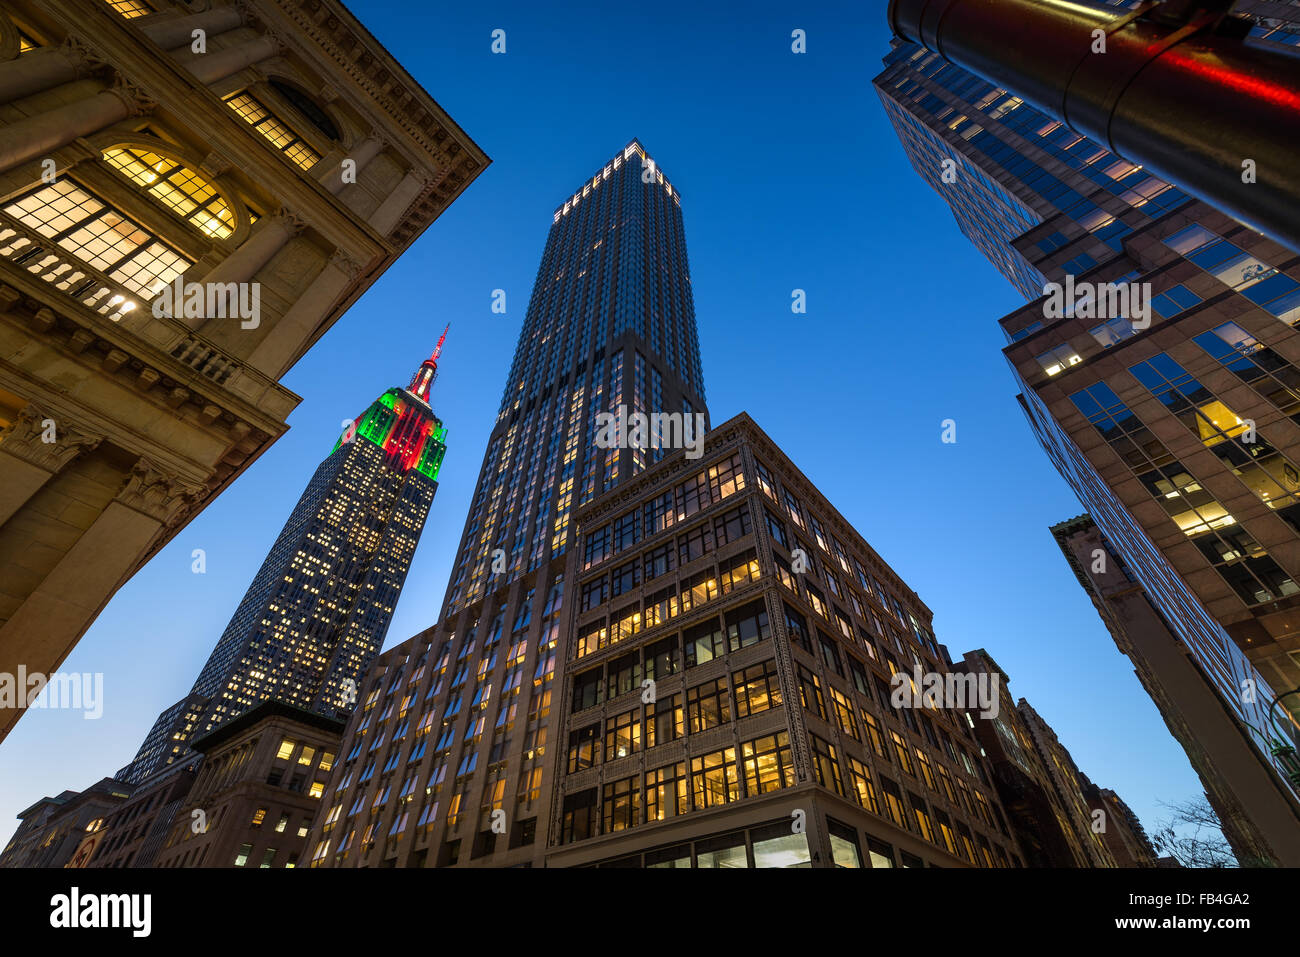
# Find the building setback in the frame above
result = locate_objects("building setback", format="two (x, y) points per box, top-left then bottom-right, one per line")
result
(153, 700), (343, 868)
(1052, 513), (1300, 865)
(119, 346), (449, 783)
(874, 1), (1300, 821)
(0, 0), (486, 745)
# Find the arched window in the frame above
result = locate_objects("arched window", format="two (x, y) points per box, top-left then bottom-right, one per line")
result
(102, 148), (235, 239)
(269, 80), (341, 141)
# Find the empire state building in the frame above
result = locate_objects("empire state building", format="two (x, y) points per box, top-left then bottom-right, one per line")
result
(121, 337), (451, 783)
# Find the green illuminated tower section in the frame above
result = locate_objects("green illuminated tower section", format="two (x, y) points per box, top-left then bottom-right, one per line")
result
(120, 334), (450, 784)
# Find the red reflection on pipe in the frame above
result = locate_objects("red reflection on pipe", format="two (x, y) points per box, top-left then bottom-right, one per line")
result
(1158, 46), (1300, 115)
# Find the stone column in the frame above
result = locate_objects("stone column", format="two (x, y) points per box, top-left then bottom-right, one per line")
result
(247, 251), (360, 377)
(368, 169), (429, 234)
(174, 34), (280, 85)
(186, 210), (304, 329)
(0, 39), (98, 105)
(140, 7), (244, 51)
(317, 134), (384, 195)
(0, 79), (149, 175)
(0, 405), (102, 528)
(0, 459), (201, 742)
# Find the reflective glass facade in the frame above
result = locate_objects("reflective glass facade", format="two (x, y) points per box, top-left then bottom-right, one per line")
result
(874, 3), (1300, 798)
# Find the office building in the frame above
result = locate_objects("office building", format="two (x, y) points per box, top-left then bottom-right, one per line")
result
(308, 414), (1028, 868)
(0, 776), (131, 867)
(1053, 513), (1300, 865)
(874, 2), (1300, 812)
(153, 700), (343, 868)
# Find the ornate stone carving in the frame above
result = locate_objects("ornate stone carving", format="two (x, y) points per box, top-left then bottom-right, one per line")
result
(0, 404), (102, 473)
(115, 457), (205, 526)
(60, 35), (106, 76)
(272, 206), (308, 236)
(106, 74), (157, 117)
(328, 249), (362, 280)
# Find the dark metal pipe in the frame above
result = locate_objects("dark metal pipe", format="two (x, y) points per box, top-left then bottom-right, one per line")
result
(887, 0), (1300, 253)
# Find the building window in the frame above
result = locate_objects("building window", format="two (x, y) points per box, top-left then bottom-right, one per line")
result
(604, 709), (641, 759)
(797, 665), (825, 720)
(223, 91), (322, 171)
(751, 820), (811, 868)
(102, 148), (235, 239)
(696, 830), (747, 868)
(684, 618), (726, 667)
(602, 776), (640, 833)
(733, 659), (782, 718)
(646, 693), (684, 747)
(233, 843), (253, 867)
(687, 678), (731, 733)
(741, 732), (795, 796)
(4, 180), (192, 299)
(725, 600), (770, 651)
(720, 548), (761, 593)
(828, 818), (864, 868)
(646, 762), (687, 821)
(867, 837), (896, 868)
(810, 734), (844, 795)
(567, 723), (599, 773)
(560, 789), (597, 844)
(269, 79), (341, 141)
(106, 0), (154, 17)
(690, 747), (738, 810)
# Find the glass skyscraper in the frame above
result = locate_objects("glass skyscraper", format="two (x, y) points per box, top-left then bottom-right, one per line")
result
(874, 1), (1300, 817)
(120, 347), (449, 783)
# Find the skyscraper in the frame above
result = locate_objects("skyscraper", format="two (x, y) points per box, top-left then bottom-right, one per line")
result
(875, 1), (1300, 828)
(304, 142), (1036, 869)
(306, 139), (713, 867)
(120, 342), (449, 783)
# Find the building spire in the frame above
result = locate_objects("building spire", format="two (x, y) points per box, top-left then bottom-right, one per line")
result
(409, 323), (449, 400)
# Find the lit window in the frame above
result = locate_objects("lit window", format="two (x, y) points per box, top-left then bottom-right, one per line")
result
(1034, 343), (1082, 377)
(3, 180), (191, 299)
(276, 739), (295, 760)
(102, 148), (235, 239)
(223, 92), (322, 171)
(105, 0), (153, 17)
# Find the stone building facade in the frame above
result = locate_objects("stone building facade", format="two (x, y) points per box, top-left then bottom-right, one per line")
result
(0, 0), (486, 743)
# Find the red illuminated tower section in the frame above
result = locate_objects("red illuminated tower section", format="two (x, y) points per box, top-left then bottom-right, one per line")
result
(120, 342), (450, 784)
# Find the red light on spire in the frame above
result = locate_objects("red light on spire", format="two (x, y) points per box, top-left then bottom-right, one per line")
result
(409, 323), (450, 401)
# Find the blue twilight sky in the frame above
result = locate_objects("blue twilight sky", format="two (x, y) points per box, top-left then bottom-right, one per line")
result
(0, 0), (1207, 848)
